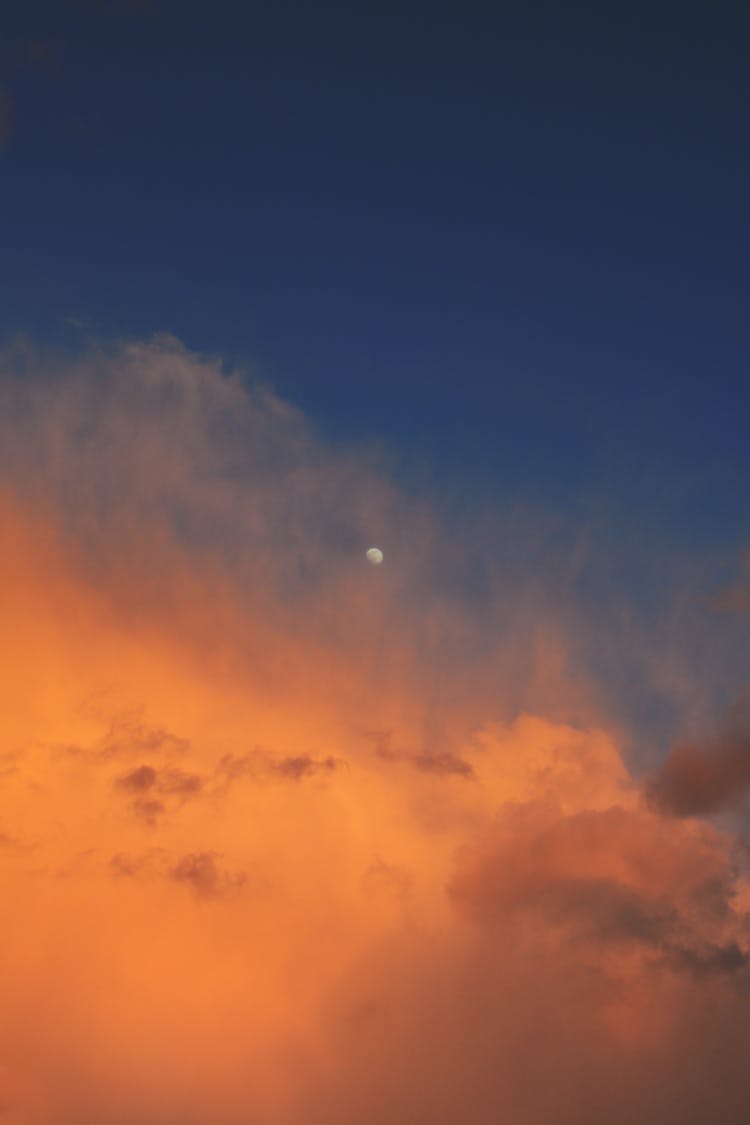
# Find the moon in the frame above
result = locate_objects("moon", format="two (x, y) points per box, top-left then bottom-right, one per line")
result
(366, 546), (384, 565)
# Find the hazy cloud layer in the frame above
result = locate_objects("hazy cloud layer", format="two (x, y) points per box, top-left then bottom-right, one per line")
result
(0, 337), (749, 1125)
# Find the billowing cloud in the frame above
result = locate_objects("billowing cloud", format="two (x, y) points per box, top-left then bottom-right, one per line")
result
(0, 336), (749, 1124)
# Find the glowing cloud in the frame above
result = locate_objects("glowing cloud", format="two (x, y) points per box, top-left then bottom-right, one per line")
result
(0, 337), (748, 1125)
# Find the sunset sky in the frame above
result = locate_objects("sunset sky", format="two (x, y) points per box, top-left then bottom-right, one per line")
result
(2, 4), (750, 1124)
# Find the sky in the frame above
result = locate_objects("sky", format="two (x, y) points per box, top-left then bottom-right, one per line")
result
(1, 3), (750, 1124)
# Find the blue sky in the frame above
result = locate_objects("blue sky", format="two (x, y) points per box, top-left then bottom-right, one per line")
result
(2, 0), (748, 556)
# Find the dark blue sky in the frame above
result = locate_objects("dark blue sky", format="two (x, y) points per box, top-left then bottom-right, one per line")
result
(2, 0), (749, 550)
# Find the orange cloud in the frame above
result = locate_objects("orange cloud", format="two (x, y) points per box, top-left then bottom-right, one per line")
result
(0, 338), (748, 1124)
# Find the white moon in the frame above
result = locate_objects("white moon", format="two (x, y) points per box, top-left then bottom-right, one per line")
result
(366, 546), (384, 565)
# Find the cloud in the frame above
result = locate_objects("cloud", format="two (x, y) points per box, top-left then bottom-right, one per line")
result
(108, 848), (165, 878)
(367, 730), (475, 777)
(109, 847), (251, 901)
(646, 695), (750, 815)
(129, 795), (164, 825)
(115, 765), (158, 792)
(272, 753), (339, 780)
(61, 712), (191, 761)
(0, 336), (749, 1124)
(412, 750), (475, 777)
(169, 851), (246, 899)
(113, 763), (204, 824)
(448, 801), (748, 975)
(100, 719), (191, 759)
(215, 749), (342, 787)
(114, 764), (203, 797)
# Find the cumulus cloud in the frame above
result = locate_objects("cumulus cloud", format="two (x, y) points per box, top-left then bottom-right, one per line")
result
(0, 336), (749, 1125)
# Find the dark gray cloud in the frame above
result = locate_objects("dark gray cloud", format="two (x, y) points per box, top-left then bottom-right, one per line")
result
(169, 851), (245, 899)
(216, 749), (342, 787)
(108, 848), (165, 878)
(61, 712), (191, 762)
(110, 847), (247, 901)
(156, 767), (204, 796)
(667, 940), (749, 979)
(448, 803), (749, 979)
(273, 754), (340, 781)
(115, 764), (158, 792)
(98, 715), (191, 760)
(646, 695), (750, 816)
(114, 763), (204, 823)
(367, 730), (474, 778)
(131, 796), (165, 826)
(412, 751), (475, 778)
